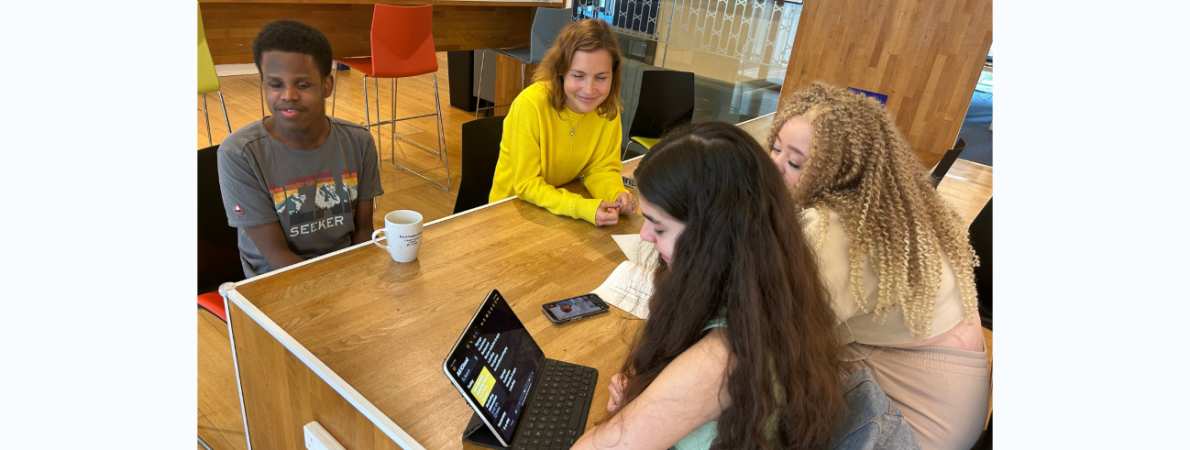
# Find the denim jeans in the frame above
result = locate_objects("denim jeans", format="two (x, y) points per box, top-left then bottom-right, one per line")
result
(827, 368), (921, 450)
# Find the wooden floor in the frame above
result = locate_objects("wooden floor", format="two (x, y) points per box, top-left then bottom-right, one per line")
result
(196, 52), (993, 449)
(198, 309), (246, 450)
(936, 159), (994, 227)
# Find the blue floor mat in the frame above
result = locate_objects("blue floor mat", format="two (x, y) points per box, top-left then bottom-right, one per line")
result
(957, 91), (993, 167)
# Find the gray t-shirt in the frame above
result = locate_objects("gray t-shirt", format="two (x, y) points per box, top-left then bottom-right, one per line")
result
(217, 117), (384, 277)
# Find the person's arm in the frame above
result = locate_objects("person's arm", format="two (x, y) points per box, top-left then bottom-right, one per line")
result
(500, 96), (607, 224)
(572, 329), (733, 450)
(243, 222), (305, 271)
(581, 117), (631, 212)
(353, 129), (384, 245)
(217, 140), (302, 273)
(615, 192), (637, 216)
(351, 199), (375, 244)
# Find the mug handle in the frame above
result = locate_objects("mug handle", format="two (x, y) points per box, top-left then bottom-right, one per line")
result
(371, 229), (389, 249)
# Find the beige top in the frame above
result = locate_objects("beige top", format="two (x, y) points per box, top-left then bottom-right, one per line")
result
(800, 208), (966, 346)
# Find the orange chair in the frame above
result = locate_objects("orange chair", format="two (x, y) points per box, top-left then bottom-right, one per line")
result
(331, 4), (452, 191)
(197, 291), (227, 322)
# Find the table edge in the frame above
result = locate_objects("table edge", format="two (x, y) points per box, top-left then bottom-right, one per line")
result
(735, 112), (775, 128)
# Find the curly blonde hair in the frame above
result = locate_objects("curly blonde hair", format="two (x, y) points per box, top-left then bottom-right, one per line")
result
(531, 19), (623, 121)
(769, 82), (979, 340)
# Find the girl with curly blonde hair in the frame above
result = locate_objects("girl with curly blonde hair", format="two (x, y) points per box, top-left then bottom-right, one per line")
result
(767, 82), (989, 450)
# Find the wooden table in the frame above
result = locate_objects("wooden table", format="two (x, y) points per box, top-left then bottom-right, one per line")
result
(226, 159), (651, 449)
(223, 118), (775, 449)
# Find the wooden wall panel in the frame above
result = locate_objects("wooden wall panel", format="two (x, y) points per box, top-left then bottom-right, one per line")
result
(778, 0), (992, 167)
(229, 302), (404, 449)
(201, 3), (537, 65)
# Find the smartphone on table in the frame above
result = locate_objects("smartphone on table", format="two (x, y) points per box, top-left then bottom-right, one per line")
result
(542, 294), (610, 325)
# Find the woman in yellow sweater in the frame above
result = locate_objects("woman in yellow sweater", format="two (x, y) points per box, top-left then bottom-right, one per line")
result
(488, 19), (634, 226)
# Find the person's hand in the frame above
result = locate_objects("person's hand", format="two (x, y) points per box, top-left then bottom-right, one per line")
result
(595, 201), (620, 226)
(606, 373), (629, 413)
(615, 192), (636, 215)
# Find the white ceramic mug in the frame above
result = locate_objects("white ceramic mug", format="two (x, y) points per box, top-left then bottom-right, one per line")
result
(371, 210), (423, 262)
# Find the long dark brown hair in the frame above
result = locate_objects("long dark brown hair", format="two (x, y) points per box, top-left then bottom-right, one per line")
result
(617, 121), (845, 449)
(532, 19), (623, 120)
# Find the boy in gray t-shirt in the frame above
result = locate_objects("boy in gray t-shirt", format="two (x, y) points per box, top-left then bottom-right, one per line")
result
(217, 20), (383, 277)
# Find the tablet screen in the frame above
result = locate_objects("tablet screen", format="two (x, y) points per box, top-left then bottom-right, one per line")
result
(444, 290), (545, 445)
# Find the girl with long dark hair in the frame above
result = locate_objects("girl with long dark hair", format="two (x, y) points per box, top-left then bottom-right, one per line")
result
(572, 122), (846, 450)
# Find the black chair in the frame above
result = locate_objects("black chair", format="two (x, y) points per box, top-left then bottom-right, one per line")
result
(198, 145), (245, 319)
(623, 70), (695, 159)
(453, 116), (507, 214)
(970, 413), (992, 450)
(967, 198), (992, 450)
(969, 197), (992, 329)
(931, 138), (967, 188)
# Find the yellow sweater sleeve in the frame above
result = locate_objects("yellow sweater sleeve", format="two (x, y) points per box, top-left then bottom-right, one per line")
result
(489, 83), (628, 224)
(581, 117), (629, 205)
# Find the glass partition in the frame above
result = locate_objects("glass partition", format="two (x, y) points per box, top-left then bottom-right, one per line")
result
(574, 0), (803, 124)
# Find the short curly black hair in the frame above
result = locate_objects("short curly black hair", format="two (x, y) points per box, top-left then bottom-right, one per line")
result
(252, 20), (333, 79)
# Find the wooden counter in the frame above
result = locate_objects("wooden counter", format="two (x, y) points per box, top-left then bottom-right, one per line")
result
(199, 0), (564, 65)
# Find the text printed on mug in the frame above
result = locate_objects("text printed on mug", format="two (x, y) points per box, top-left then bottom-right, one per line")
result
(399, 232), (422, 245)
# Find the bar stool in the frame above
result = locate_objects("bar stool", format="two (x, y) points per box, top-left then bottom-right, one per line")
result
(198, 4), (231, 146)
(474, 7), (572, 118)
(331, 4), (452, 191)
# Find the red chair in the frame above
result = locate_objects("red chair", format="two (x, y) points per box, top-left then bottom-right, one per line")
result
(331, 4), (452, 191)
(197, 291), (227, 322)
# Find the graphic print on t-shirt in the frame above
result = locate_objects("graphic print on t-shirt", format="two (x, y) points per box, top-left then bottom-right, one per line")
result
(267, 170), (359, 238)
(270, 175), (313, 217)
(342, 168), (360, 202)
(315, 172), (342, 210)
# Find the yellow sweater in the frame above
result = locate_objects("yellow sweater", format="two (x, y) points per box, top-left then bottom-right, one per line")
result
(489, 82), (628, 224)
